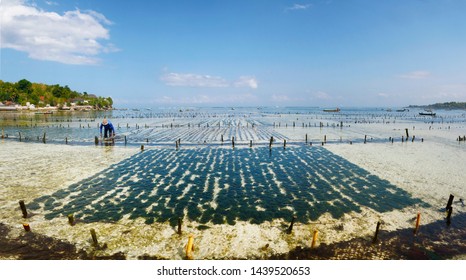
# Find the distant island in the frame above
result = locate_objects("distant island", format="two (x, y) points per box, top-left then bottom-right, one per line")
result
(408, 102), (466, 110)
(0, 79), (112, 111)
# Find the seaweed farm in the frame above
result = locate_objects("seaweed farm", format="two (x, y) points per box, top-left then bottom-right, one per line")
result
(30, 147), (426, 225)
(1, 107), (466, 260)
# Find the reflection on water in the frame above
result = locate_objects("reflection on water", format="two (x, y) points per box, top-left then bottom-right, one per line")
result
(30, 146), (428, 226)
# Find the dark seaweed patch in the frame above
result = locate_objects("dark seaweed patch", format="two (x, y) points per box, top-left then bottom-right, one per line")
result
(32, 146), (429, 225)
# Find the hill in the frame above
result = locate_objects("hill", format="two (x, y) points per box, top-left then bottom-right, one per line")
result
(408, 102), (466, 110)
(0, 79), (112, 109)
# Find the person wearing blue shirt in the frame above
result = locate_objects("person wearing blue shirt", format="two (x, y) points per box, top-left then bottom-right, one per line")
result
(100, 118), (115, 139)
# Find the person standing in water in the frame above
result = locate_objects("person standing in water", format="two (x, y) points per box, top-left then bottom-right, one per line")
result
(100, 118), (115, 139)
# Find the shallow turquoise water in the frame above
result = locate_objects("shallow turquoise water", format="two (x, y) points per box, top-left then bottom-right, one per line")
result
(29, 146), (428, 226)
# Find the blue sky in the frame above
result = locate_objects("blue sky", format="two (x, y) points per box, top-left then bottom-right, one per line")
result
(1, 0), (466, 108)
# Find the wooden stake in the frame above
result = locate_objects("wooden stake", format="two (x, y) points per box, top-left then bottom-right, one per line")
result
(446, 194), (454, 211)
(413, 213), (421, 234)
(141, 144), (144, 151)
(372, 221), (381, 243)
(68, 214), (75, 225)
(186, 234), (195, 260)
(286, 216), (296, 234)
(94, 136), (99, 145)
(90, 229), (98, 246)
(311, 230), (318, 249)
(177, 218), (182, 235)
(23, 223), (31, 232)
(19, 200), (28, 218)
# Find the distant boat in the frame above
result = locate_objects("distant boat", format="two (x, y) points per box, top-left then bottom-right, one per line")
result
(419, 111), (436, 116)
(396, 108), (408, 112)
(323, 108), (340, 112)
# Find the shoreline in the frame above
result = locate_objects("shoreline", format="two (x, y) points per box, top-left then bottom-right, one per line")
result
(2, 215), (465, 260)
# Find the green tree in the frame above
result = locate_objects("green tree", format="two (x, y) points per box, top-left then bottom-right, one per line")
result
(17, 79), (32, 94)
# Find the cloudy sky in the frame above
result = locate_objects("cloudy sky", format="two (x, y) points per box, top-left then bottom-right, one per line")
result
(1, 0), (466, 107)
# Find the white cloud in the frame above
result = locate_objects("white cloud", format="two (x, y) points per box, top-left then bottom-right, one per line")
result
(161, 72), (258, 89)
(0, 0), (115, 65)
(234, 76), (258, 89)
(285, 3), (312, 11)
(399, 70), (431, 80)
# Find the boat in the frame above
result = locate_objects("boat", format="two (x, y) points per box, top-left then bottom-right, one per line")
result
(419, 111), (436, 116)
(323, 108), (340, 112)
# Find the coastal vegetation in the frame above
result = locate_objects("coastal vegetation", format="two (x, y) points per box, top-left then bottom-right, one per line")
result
(0, 79), (113, 109)
(408, 102), (466, 110)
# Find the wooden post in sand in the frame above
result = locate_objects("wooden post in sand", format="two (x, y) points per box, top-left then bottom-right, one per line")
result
(446, 194), (454, 211)
(232, 137), (235, 148)
(141, 144), (144, 151)
(286, 216), (296, 234)
(250, 140), (253, 148)
(405, 128), (409, 139)
(305, 133), (308, 143)
(90, 229), (98, 246)
(413, 213), (421, 234)
(19, 132), (22, 142)
(68, 214), (75, 225)
(177, 218), (182, 235)
(283, 139), (286, 149)
(372, 221), (381, 244)
(311, 230), (318, 249)
(269, 136), (273, 149)
(23, 223), (31, 232)
(19, 200), (28, 218)
(94, 136), (99, 145)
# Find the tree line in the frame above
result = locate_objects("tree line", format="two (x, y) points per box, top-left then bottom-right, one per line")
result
(409, 102), (466, 110)
(0, 79), (113, 109)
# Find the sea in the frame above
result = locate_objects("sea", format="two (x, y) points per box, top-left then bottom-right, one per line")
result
(1, 106), (465, 260)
